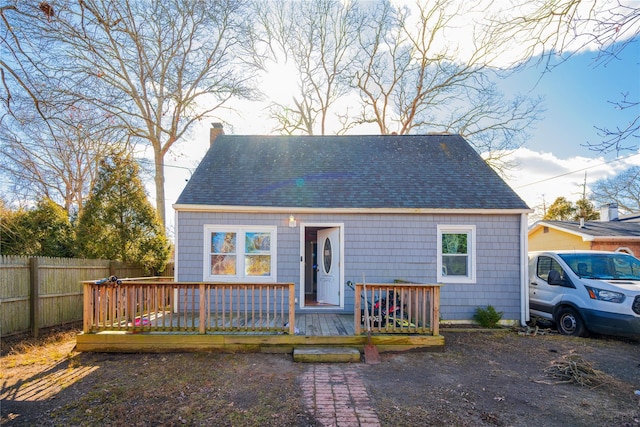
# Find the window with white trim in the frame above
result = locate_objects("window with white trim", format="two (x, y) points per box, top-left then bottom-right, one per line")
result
(204, 225), (277, 282)
(437, 225), (476, 283)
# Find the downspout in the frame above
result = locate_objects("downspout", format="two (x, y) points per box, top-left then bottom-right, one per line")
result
(174, 209), (179, 281)
(173, 209), (180, 314)
(520, 213), (529, 326)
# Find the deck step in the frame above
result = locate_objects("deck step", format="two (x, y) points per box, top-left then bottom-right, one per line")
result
(293, 347), (361, 363)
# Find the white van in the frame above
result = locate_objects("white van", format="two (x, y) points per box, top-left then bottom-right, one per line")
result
(529, 250), (640, 338)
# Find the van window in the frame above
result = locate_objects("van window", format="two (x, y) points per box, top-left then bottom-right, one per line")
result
(536, 256), (567, 282)
(612, 256), (640, 279)
(558, 253), (640, 280)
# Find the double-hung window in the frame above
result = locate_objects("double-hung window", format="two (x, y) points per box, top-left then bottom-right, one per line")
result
(204, 225), (277, 282)
(437, 225), (476, 283)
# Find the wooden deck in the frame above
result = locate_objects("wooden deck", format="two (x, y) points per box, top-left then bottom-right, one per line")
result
(76, 280), (445, 354)
(295, 313), (354, 336)
(76, 313), (444, 353)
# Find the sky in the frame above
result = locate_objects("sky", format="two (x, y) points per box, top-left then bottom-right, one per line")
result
(495, 42), (640, 217)
(159, 3), (640, 233)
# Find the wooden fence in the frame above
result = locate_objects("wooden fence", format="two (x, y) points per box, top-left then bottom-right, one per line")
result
(0, 255), (173, 338)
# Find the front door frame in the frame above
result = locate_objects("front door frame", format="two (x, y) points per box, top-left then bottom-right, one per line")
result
(299, 222), (344, 309)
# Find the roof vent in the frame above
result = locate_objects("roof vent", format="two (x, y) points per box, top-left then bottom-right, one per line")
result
(579, 218), (585, 228)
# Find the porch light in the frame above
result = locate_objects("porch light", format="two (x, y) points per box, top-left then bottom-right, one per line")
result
(289, 215), (297, 228)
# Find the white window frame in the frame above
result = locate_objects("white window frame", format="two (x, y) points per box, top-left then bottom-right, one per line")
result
(437, 224), (476, 284)
(203, 225), (277, 283)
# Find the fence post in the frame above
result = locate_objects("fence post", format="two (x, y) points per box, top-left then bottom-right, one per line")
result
(29, 257), (40, 338)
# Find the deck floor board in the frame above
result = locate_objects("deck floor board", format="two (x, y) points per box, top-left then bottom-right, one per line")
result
(99, 312), (357, 336)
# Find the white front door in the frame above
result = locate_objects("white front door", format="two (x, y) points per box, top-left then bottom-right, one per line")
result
(316, 227), (341, 305)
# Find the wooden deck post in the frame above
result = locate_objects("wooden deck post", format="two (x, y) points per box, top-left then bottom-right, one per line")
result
(288, 283), (295, 334)
(354, 284), (361, 335)
(83, 281), (92, 333)
(432, 286), (440, 336)
(199, 283), (206, 334)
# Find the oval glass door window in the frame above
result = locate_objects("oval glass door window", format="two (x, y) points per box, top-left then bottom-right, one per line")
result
(323, 238), (332, 273)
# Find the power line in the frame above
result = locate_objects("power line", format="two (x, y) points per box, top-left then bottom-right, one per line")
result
(515, 151), (640, 189)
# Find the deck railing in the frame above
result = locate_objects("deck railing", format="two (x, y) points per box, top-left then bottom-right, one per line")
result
(82, 278), (295, 334)
(354, 283), (441, 335)
(82, 279), (440, 337)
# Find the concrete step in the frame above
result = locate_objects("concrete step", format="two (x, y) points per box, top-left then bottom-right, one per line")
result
(293, 347), (361, 363)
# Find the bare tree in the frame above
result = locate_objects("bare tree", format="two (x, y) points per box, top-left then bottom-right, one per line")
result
(590, 166), (640, 214)
(3, 0), (258, 226)
(352, 0), (542, 170)
(0, 104), (127, 215)
(253, 0), (365, 135)
(586, 93), (640, 154)
(2, 3), (127, 215)
(0, 3), (51, 122)
(491, 1), (640, 154)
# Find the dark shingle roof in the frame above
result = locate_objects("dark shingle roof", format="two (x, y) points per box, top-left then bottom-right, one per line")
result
(619, 213), (640, 222)
(176, 134), (529, 210)
(540, 220), (640, 238)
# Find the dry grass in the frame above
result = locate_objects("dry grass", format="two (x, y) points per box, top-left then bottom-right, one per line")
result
(1, 325), (79, 355)
(45, 352), (317, 426)
(1, 326), (317, 426)
(1, 326), (78, 372)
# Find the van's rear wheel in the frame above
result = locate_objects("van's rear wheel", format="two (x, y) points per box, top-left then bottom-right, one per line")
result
(556, 307), (587, 337)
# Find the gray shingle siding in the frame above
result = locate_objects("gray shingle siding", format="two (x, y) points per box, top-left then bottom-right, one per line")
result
(176, 211), (523, 322)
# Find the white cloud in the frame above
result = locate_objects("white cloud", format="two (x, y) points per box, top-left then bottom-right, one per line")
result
(502, 147), (640, 216)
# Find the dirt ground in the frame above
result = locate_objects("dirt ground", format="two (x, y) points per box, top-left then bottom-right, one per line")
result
(1, 325), (639, 426)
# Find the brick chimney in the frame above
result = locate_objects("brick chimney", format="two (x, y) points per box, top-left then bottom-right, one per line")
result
(210, 122), (224, 146)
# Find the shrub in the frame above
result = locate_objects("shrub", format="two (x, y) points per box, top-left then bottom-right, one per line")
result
(473, 305), (503, 328)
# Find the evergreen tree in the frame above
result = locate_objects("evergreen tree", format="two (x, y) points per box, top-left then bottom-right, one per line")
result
(573, 198), (599, 221)
(543, 197), (574, 221)
(0, 204), (24, 256)
(76, 153), (170, 273)
(0, 198), (75, 257)
(543, 196), (600, 221)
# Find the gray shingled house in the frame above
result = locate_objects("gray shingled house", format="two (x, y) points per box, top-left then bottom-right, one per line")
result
(173, 126), (532, 325)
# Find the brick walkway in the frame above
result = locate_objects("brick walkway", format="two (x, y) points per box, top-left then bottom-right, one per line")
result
(301, 365), (381, 427)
